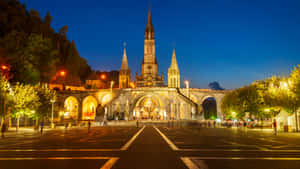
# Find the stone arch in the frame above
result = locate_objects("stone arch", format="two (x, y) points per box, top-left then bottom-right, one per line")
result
(82, 95), (98, 120)
(64, 96), (79, 120)
(201, 95), (217, 119)
(131, 93), (166, 119)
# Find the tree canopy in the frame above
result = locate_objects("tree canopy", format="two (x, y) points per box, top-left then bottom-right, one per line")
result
(0, 0), (93, 85)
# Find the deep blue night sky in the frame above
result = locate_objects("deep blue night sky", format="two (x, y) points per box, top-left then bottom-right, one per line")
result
(19, 0), (300, 89)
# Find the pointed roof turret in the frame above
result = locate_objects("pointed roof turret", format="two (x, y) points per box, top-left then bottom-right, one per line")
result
(170, 48), (179, 69)
(120, 43), (129, 70)
(145, 7), (154, 39)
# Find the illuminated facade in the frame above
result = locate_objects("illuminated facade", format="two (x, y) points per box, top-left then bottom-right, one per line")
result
(136, 8), (164, 87)
(56, 8), (225, 121)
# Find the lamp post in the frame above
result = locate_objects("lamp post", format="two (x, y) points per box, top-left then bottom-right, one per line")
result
(110, 81), (114, 92)
(59, 70), (66, 91)
(50, 99), (56, 128)
(281, 80), (298, 132)
(184, 80), (190, 98)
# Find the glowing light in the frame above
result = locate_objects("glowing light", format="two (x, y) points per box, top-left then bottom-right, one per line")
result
(264, 108), (270, 112)
(216, 118), (221, 123)
(64, 112), (69, 117)
(100, 74), (106, 80)
(60, 70), (66, 77)
(1, 65), (8, 70)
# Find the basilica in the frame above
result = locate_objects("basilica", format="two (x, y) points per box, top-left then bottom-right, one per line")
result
(58, 9), (224, 121)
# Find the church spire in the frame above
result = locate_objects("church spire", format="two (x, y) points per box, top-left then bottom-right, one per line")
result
(120, 43), (129, 70)
(170, 48), (179, 69)
(119, 43), (131, 89)
(168, 48), (180, 88)
(145, 7), (154, 40)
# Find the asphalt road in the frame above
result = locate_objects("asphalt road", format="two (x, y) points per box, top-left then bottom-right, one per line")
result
(0, 124), (300, 169)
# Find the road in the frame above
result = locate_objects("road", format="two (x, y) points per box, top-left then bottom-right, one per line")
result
(0, 123), (300, 169)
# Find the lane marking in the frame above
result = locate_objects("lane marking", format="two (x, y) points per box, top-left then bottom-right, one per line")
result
(179, 149), (300, 152)
(0, 157), (111, 160)
(181, 157), (200, 169)
(153, 126), (179, 151)
(120, 125), (145, 151)
(100, 157), (119, 169)
(0, 149), (119, 152)
(187, 156), (300, 160)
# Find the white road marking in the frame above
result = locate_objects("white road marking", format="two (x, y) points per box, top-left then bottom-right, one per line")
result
(153, 126), (179, 151)
(0, 156), (119, 169)
(0, 149), (119, 152)
(181, 157), (200, 169)
(179, 148), (300, 152)
(0, 157), (111, 160)
(187, 156), (300, 160)
(100, 157), (119, 169)
(120, 125), (145, 151)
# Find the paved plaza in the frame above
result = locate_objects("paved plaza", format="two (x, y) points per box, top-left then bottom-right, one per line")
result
(0, 123), (300, 169)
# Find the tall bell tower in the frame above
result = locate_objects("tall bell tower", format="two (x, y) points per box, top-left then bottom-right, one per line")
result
(136, 8), (164, 87)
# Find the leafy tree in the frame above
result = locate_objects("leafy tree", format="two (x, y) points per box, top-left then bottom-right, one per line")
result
(0, 0), (94, 85)
(208, 81), (224, 90)
(0, 74), (9, 127)
(8, 83), (40, 130)
(33, 84), (56, 126)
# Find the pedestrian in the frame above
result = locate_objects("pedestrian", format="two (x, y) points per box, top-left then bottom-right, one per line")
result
(244, 121), (247, 128)
(88, 120), (91, 132)
(40, 121), (44, 134)
(1, 121), (6, 138)
(136, 120), (139, 128)
(65, 123), (68, 130)
(273, 119), (277, 136)
(213, 120), (216, 128)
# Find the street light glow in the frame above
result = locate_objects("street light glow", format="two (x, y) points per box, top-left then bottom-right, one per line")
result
(1, 65), (8, 70)
(100, 74), (106, 80)
(59, 70), (66, 77)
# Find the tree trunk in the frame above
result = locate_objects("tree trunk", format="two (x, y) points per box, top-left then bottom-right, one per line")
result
(0, 117), (3, 129)
(35, 117), (39, 129)
(16, 116), (20, 131)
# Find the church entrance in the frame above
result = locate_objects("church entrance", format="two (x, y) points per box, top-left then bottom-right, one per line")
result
(133, 95), (164, 120)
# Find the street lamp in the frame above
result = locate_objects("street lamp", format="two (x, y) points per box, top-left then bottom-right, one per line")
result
(110, 81), (114, 90)
(1, 65), (8, 70)
(184, 80), (190, 98)
(100, 74), (106, 80)
(59, 70), (67, 91)
(59, 70), (66, 77)
(280, 80), (298, 132)
(50, 99), (56, 128)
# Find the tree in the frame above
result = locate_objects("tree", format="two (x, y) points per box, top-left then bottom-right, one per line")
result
(221, 90), (241, 119)
(0, 74), (9, 127)
(33, 84), (56, 127)
(9, 83), (40, 130)
(208, 81), (224, 90)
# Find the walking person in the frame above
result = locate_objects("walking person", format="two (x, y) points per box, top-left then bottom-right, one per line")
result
(1, 121), (6, 138)
(40, 121), (44, 134)
(273, 119), (277, 136)
(88, 120), (91, 133)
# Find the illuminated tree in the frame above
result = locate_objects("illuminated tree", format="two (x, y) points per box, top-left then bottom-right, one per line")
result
(9, 83), (40, 130)
(0, 74), (9, 127)
(33, 84), (56, 127)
